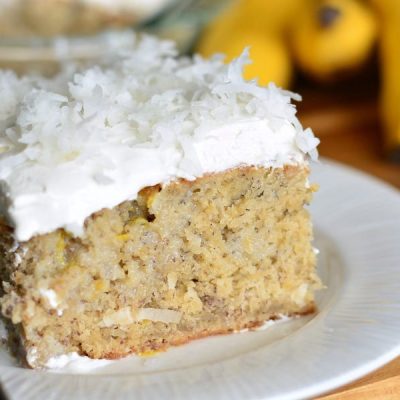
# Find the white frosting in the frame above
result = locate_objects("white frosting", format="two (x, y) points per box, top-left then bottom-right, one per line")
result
(235, 314), (293, 333)
(44, 352), (115, 372)
(0, 32), (319, 241)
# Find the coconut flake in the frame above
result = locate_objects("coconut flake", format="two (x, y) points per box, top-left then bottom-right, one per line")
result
(137, 308), (182, 324)
(295, 128), (320, 161)
(100, 307), (134, 327)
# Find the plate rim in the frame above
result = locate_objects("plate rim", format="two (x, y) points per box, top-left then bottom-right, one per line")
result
(1, 157), (400, 400)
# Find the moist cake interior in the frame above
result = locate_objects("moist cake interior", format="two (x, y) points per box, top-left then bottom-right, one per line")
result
(0, 166), (320, 367)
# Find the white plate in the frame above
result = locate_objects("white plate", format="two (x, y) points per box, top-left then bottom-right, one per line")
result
(1, 158), (400, 400)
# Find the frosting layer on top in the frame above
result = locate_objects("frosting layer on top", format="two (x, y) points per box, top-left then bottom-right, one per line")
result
(0, 32), (319, 241)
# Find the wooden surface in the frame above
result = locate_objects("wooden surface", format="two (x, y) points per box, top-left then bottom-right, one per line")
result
(298, 82), (400, 399)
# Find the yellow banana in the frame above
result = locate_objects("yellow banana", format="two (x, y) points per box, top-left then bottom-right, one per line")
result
(370, 0), (400, 158)
(200, 29), (292, 87)
(196, 0), (302, 88)
(290, 0), (377, 81)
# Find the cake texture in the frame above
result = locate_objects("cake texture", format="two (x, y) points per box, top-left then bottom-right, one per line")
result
(0, 32), (321, 369)
(0, 0), (169, 37)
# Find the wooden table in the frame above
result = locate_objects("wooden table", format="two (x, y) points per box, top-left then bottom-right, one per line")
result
(298, 83), (400, 399)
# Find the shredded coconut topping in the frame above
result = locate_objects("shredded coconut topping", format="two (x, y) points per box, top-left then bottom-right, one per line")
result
(0, 31), (319, 241)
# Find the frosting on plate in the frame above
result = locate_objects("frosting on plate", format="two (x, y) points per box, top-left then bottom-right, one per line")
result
(0, 32), (319, 241)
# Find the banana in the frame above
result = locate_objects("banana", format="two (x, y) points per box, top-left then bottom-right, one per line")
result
(290, 0), (377, 81)
(236, 0), (304, 34)
(199, 29), (292, 87)
(370, 0), (400, 158)
(196, 0), (302, 88)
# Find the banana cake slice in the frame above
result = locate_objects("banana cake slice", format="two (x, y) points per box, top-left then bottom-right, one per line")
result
(0, 0), (169, 37)
(0, 33), (321, 369)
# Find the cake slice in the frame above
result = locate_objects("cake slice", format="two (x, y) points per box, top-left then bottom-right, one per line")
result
(0, 33), (321, 369)
(0, 0), (168, 37)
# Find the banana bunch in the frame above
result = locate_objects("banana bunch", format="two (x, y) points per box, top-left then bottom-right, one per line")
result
(197, 0), (377, 87)
(197, 0), (400, 157)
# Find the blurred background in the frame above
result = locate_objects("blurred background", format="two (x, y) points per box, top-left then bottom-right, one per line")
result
(0, 0), (399, 187)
